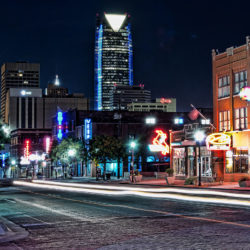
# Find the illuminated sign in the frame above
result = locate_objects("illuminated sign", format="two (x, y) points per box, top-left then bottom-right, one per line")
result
(21, 90), (32, 96)
(84, 118), (92, 140)
(149, 129), (169, 155)
(57, 112), (63, 140)
(29, 153), (46, 161)
(45, 137), (51, 154)
(24, 139), (30, 158)
(160, 98), (172, 104)
(239, 87), (250, 101)
(20, 156), (30, 165)
(206, 133), (231, 151)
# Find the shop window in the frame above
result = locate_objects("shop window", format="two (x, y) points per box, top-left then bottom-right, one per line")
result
(234, 70), (247, 94)
(234, 107), (247, 130)
(226, 149), (249, 173)
(173, 148), (185, 176)
(219, 110), (230, 131)
(218, 75), (230, 98)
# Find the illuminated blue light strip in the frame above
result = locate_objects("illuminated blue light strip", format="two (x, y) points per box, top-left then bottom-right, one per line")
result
(95, 24), (103, 110)
(127, 24), (133, 86)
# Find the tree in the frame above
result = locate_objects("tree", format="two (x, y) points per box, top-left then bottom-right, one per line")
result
(50, 137), (85, 178)
(112, 137), (128, 179)
(90, 135), (118, 180)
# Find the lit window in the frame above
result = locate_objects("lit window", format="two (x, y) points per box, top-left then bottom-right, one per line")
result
(218, 75), (230, 98)
(201, 119), (210, 125)
(234, 107), (247, 130)
(234, 70), (247, 94)
(219, 111), (230, 131)
(174, 118), (184, 125)
(146, 117), (156, 124)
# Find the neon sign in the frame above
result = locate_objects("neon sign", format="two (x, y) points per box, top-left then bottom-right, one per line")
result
(57, 112), (63, 140)
(239, 87), (250, 101)
(45, 137), (51, 154)
(24, 139), (30, 158)
(149, 129), (169, 155)
(206, 133), (231, 151)
(84, 118), (92, 140)
(160, 98), (172, 104)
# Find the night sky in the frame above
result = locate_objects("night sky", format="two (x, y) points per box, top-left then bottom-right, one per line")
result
(1, 0), (250, 111)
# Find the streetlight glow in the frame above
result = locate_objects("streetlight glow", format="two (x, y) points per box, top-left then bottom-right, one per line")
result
(68, 149), (76, 157)
(11, 160), (16, 165)
(130, 141), (136, 148)
(194, 131), (205, 142)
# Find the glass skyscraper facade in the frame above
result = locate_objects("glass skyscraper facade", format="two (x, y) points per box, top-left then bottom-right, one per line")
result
(94, 13), (133, 111)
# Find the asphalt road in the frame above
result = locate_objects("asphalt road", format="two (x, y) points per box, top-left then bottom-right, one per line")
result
(1, 183), (250, 249)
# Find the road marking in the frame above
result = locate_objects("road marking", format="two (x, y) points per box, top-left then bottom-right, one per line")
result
(21, 214), (50, 225)
(14, 187), (250, 229)
(14, 198), (94, 222)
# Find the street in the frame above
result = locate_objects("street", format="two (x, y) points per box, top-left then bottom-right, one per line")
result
(1, 182), (250, 249)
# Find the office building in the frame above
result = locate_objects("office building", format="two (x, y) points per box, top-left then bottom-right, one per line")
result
(128, 98), (176, 112)
(45, 75), (69, 97)
(113, 84), (151, 110)
(94, 13), (133, 111)
(1, 62), (40, 123)
(212, 36), (250, 181)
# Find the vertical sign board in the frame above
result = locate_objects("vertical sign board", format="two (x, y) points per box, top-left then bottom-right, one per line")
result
(45, 137), (51, 154)
(57, 112), (63, 140)
(24, 139), (30, 158)
(84, 118), (92, 141)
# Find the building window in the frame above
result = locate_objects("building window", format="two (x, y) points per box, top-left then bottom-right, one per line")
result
(234, 107), (248, 130)
(218, 76), (230, 98)
(219, 111), (230, 131)
(234, 70), (247, 94)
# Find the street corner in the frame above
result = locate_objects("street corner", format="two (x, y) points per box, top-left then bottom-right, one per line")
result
(0, 216), (29, 244)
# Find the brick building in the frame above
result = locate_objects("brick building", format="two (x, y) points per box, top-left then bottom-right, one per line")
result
(212, 36), (250, 181)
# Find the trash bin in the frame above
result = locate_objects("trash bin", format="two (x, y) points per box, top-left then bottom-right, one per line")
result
(106, 173), (111, 180)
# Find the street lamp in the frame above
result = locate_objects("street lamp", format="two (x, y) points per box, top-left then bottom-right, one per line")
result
(194, 130), (205, 186)
(130, 141), (136, 183)
(68, 149), (76, 177)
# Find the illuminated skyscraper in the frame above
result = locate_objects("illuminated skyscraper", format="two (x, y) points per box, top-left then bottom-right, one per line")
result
(94, 13), (133, 110)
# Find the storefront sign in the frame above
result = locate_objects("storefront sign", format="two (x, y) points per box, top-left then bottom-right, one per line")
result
(149, 129), (169, 155)
(84, 118), (92, 140)
(206, 133), (231, 151)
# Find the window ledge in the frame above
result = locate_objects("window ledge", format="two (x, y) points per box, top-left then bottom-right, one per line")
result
(218, 96), (230, 101)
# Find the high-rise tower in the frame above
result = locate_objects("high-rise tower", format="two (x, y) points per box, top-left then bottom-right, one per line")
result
(94, 13), (133, 110)
(1, 62), (40, 123)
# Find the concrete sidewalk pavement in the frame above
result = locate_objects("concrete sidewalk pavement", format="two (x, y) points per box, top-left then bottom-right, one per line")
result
(0, 216), (28, 244)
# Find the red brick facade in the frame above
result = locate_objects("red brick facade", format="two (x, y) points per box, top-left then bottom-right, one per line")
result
(212, 37), (250, 181)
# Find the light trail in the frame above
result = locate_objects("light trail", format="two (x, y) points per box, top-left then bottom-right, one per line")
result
(31, 180), (250, 199)
(13, 180), (250, 207)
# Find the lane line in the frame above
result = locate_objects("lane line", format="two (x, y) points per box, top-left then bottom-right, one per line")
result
(14, 187), (250, 229)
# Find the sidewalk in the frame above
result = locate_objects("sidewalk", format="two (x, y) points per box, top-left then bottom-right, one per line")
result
(0, 216), (28, 244)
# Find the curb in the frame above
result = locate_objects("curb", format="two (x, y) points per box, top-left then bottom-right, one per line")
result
(0, 216), (29, 244)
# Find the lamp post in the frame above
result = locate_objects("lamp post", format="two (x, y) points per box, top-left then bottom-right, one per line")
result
(68, 149), (76, 177)
(194, 130), (205, 186)
(130, 141), (136, 183)
(11, 160), (16, 179)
